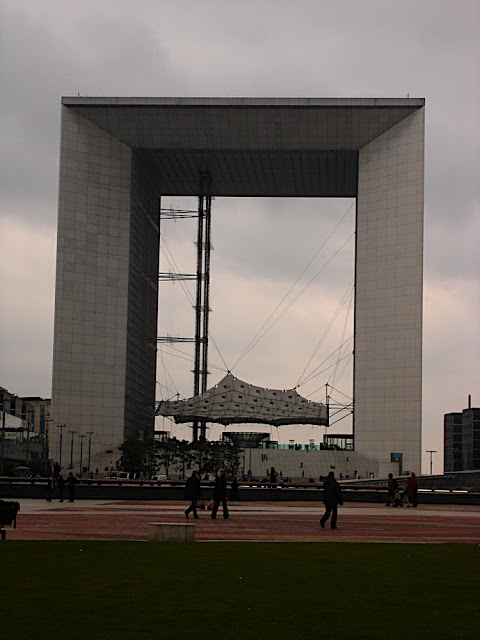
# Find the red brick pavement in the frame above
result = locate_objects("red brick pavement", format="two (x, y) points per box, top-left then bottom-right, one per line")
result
(4, 501), (480, 543)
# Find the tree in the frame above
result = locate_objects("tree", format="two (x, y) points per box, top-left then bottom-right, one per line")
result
(206, 441), (225, 477)
(173, 440), (194, 480)
(154, 439), (178, 478)
(189, 440), (210, 478)
(118, 438), (148, 475)
(143, 439), (159, 478)
(221, 442), (241, 478)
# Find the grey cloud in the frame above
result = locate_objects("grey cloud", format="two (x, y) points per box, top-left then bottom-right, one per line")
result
(1, 0), (479, 471)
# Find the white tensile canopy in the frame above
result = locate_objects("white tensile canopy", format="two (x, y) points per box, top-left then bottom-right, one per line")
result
(156, 373), (328, 427)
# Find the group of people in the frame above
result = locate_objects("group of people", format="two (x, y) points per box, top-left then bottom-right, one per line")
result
(184, 469), (419, 530)
(184, 470), (235, 520)
(386, 472), (419, 508)
(46, 465), (77, 503)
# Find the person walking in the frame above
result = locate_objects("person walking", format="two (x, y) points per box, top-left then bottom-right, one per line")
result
(67, 472), (76, 503)
(46, 474), (55, 502)
(211, 470), (229, 519)
(320, 471), (343, 530)
(57, 473), (65, 502)
(407, 472), (419, 508)
(386, 473), (398, 506)
(184, 470), (201, 519)
(230, 477), (240, 501)
(53, 462), (61, 480)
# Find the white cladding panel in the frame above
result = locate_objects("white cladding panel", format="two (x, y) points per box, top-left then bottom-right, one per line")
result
(51, 106), (132, 469)
(355, 108), (424, 473)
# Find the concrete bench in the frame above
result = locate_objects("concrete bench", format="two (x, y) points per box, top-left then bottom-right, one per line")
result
(148, 522), (195, 542)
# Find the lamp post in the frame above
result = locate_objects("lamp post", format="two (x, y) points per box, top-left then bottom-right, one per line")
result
(57, 424), (67, 469)
(68, 430), (77, 469)
(426, 450), (437, 475)
(86, 431), (94, 474)
(25, 409), (33, 468)
(1, 410), (5, 476)
(78, 434), (86, 477)
(44, 413), (52, 477)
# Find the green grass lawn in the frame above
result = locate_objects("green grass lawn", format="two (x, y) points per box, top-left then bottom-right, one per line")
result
(1, 542), (479, 639)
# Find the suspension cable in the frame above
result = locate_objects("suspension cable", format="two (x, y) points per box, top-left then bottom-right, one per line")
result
(233, 231), (354, 373)
(306, 352), (353, 396)
(296, 280), (354, 387)
(230, 202), (355, 372)
(329, 285), (354, 389)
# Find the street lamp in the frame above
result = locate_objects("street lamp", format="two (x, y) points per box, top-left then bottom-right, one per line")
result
(426, 450), (437, 475)
(1, 410), (5, 476)
(24, 408), (33, 467)
(43, 413), (52, 477)
(68, 430), (77, 469)
(56, 423), (67, 470)
(86, 431), (94, 474)
(78, 434), (86, 477)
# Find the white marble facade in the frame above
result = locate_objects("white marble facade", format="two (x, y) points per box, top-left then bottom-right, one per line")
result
(52, 106), (134, 471)
(52, 98), (424, 473)
(356, 109), (424, 473)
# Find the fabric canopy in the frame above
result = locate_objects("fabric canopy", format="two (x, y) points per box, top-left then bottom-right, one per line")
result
(156, 373), (328, 427)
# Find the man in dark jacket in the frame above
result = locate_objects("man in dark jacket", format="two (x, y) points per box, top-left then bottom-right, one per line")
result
(386, 472), (398, 506)
(184, 470), (201, 519)
(57, 473), (65, 503)
(66, 472), (76, 503)
(211, 470), (229, 519)
(320, 471), (343, 529)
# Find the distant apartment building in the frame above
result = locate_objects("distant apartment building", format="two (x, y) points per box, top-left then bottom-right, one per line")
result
(444, 400), (480, 472)
(22, 396), (52, 436)
(0, 388), (51, 434)
(1, 387), (50, 469)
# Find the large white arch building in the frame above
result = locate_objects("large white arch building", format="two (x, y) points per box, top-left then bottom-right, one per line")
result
(51, 97), (425, 473)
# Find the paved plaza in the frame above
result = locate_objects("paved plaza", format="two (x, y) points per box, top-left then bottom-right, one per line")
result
(4, 499), (480, 543)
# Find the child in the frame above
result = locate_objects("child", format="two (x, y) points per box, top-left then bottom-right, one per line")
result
(393, 486), (402, 507)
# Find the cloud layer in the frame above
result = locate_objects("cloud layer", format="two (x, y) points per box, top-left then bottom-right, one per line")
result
(1, 0), (479, 474)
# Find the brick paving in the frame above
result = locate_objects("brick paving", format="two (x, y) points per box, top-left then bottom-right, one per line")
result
(3, 499), (480, 543)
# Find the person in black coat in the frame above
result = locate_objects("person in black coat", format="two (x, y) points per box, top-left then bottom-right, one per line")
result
(230, 477), (240, 501)
(46, 474), (55, 502)
(57, 473), (65, 502)
(320, 471), (343, 530)
(386, 472), (398, 506)
(184, 470), (201, 519)
(67, 472), (76, 503)
(211, 470), (229, 519)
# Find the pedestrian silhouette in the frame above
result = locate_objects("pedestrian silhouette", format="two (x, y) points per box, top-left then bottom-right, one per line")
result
(211, 471), (229, 519)
(67, 472), (76, 502)
(57, 473), (65, 502)
(320, 471), (343, 530)
(184, 470), (201, 519)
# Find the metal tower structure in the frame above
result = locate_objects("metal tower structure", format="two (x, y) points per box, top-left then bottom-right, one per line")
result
(157, 171), (212, 441)
(193, 171), (212, 441)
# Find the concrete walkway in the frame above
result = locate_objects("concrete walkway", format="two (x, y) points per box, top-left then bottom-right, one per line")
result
(4, 499), (480, 543)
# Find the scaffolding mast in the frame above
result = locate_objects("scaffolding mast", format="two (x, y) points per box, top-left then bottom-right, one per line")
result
(192, 171), (212, 441)
(157, 172), (213, 442)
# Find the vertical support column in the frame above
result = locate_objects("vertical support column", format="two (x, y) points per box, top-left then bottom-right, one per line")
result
(355, 109), (424, 473)
(52, 106), (132, 470)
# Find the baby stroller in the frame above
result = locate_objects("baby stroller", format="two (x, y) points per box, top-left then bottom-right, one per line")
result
(393, 487), (403, 507)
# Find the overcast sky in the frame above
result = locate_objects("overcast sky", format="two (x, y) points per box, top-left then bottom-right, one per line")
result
(1, 0), (478, 474)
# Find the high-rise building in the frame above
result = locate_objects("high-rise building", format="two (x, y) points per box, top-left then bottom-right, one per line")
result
(444, 402), (480, 472)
